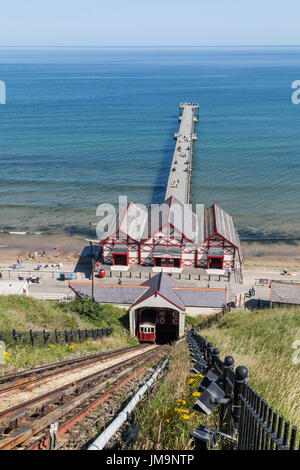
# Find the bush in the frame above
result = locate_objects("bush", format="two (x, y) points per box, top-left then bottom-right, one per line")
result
(57, 298), (129, 331)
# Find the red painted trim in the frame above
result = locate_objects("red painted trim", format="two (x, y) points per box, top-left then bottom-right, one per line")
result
(140, 220), (169, 243)
(157, 291), (184, 311)
(207, 256), (224, 269)
(70, 281), (146, 289)
(112, 252), (129, 266)
(100, 201), (139, 244)
(130, 287), (184, 311)
(174, 286), (225, 291)
(149, 241), (181, 246)
(68, 283), (83, 299)
(153, 257), (181, 267)
(201, 231), (238, 250)
(169, 222), (194, 243)
(130, 291), (156, 309)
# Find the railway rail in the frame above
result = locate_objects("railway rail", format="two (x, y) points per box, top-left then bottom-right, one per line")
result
(0, 345), (168, 450)
(0, 343), (147, 395)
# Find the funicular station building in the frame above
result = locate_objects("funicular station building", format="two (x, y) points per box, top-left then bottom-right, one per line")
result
(70, 272), (228, 341)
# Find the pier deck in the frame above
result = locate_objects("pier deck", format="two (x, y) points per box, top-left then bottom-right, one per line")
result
(165, 103), (199, 204)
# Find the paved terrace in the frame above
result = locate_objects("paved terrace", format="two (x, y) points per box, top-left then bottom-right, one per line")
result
(165, 103), (199, 204)
(3, 256), (299, 308)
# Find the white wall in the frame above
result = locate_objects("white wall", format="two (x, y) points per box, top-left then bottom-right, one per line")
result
(185, 306), (223, 317)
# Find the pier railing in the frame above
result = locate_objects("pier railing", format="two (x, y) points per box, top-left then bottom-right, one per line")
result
(187, 329), (299, 450)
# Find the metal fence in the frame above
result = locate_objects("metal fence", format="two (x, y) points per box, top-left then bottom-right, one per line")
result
(187, 329), (299, 451)
(0, 269), (85, 280)
(196, 306), (230, 330)
(0, 327), (113, 348)
(103, 269), (231, 284)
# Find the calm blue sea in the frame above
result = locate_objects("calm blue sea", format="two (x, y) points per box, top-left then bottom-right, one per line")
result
(0, 47), (300, 240)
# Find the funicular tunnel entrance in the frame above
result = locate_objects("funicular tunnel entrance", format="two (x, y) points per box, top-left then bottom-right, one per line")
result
(137, 307), (179, 344)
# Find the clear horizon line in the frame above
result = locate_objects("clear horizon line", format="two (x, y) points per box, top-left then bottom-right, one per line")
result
(1, 44), (300, 48)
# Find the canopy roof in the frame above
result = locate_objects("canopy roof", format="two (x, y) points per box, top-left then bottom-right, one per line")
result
(69, 273), (226, 310)
(204, 204), (241, 249)
(271, 281), (300, 305)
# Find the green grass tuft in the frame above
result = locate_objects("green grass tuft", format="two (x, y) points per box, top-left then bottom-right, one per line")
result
(0, 295), (137, 373)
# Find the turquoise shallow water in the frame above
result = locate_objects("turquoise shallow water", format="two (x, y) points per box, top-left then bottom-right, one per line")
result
(0, 47), (300, 239)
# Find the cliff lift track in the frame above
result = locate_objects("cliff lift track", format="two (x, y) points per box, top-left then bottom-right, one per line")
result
(0, 344), (147, 395)
(0, 345), (168, 450)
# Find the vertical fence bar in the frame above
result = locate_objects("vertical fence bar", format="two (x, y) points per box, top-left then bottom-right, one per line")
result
(234, 366), (249, 443)
(289, 426), (297, 450)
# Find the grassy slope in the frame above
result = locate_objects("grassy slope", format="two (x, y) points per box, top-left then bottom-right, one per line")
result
(134, 308), (300, 450)
(0, 295), (137, 372)
(202, 308), (300, 428)
(133, 341), (205, 450)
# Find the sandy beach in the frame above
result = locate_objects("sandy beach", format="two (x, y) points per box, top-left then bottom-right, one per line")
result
(1, 233), (300, 273)
(0, 233), (87, 260)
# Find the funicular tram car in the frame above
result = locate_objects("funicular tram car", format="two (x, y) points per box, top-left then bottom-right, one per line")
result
(139, 322), (156, 343)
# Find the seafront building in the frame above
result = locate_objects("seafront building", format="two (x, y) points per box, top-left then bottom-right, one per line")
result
(100, 196), (242, 274)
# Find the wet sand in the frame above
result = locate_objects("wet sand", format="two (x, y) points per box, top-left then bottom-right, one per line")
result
(242, 240), (300, 269)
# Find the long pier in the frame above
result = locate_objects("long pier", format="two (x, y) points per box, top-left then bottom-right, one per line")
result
(165, 103), (199, 204)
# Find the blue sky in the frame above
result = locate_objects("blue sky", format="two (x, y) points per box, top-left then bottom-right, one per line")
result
(0, 0), (299, 46)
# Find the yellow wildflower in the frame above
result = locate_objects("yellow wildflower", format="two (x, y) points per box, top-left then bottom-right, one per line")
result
(174, 408), (190, 414)
(192, 392), (201, 397)
(180, 414), (191, 420)
(49, 344), (55, 349)
(177, 399), (186, 404)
